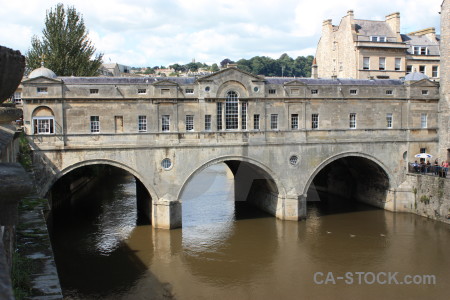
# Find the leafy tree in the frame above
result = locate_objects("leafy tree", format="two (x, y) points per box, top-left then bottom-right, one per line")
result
(210, 63), (220, 72)
(220, 58), (234, 68)
(144, 67), (155, 74)
(185, 62), (199, 72)
(26, 3), (103, 76)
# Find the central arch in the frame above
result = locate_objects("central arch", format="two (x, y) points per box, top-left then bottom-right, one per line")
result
(177, 156), (285, 223)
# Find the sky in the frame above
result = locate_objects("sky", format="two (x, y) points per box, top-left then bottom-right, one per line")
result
(0, 0), (443, 68)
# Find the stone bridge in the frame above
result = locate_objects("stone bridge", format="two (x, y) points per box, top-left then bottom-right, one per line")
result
(21, 67), (440, 229)
(28, 131), (416, 229)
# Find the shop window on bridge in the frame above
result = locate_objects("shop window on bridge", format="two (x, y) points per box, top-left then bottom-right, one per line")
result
(33, 117), (55, 134)
(205, 115), (211, 131)
(138, 115), (147, 132)
(241, 101), (247, 130)
(32, 106), (55, 135)
(312, 113), (319, 129)
(225, 91), (239, 130)
(90, 116), (100, 133)
(162, 115), (170, 132)
(271, 114), (278, 130)
(291, 114), (299, 130)
(217, 102), (223, 130)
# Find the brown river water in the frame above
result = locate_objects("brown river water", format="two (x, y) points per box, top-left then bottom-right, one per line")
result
(49, 164), (450, 300)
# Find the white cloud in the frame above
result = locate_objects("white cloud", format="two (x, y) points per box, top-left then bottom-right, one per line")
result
(0, 0), (442, 67)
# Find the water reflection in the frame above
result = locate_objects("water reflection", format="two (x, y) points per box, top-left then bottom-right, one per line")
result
(49, 165), (450, 300)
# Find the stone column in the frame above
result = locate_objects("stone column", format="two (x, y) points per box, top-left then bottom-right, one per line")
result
(275, 193), (307, 221)
(152, 197), (181, 229)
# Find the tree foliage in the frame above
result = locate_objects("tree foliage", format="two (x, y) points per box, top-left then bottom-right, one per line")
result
(26, 3), (103, 76)
(235, 54), (314, 77)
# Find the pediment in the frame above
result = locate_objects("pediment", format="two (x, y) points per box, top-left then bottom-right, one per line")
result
(22, 76), (62, 84)
(409, 79), (439, 87)
(152, 79), (179, 87)
(284, 80), (307, 86)
(197, 67), (264, 83)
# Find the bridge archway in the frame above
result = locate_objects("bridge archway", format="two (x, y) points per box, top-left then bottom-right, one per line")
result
(45, 159), (156, 223)
(178, 156), (285, 224)
(303, 152), (393, 212)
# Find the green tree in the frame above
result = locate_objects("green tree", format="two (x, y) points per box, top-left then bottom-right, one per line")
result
(210, 63), (220, 72)
(26, 3), (103, 76)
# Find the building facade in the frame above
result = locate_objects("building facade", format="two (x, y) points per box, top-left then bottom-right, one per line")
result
(21, 66), (440, 161)
(315, 10), (440, 80)
(439, 0), (450, 159)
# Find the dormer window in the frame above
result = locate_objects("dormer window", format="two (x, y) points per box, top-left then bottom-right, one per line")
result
(370, 36), (386, 42)
(413, 46), (428, 55)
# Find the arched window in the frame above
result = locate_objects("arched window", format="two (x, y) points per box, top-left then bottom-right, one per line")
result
(225, 91), (239, 129)
(32, 106), (55, 135)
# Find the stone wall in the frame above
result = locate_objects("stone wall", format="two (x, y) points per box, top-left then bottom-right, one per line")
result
(402, 174), (450, 224)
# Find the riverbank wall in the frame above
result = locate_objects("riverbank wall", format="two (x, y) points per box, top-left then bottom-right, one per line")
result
(398, 174), (450, 224)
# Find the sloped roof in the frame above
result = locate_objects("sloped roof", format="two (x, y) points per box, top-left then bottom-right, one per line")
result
(266, 77), (404, 86)
(354, 19), (395, 39)
(401, 34), (440, 55)
(60, 76), (197, 85)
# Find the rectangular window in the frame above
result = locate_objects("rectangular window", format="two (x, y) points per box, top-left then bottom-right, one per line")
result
(90, 116), (100, 133)
(217, 103), (222, 130)
(37, 87), (48, 94)
(138, 89), (147, 94)
(269, 89), (276, 94)
(185, 89), (194, 94)
(186, 115), (194, 131)
(350, 89), (358, 95)
(406, 65), (412, 74)
(422, 90), (429, 95)
(386, 113), (393, 129)
(205, 115), (211, 131)
(379, 57), (386, 70)
(312, 113), (319, 129)
(370, 36), (386, 42)
(33, 117), (55, 134)
(311, 89), (318, 94)
(413, 46), (421, 55)
(386, 90), (393, 95)
(419, 65), (425, 74)
(349, 113), (356, 129)
(161, 89), (170, 96)
(241, 101), (247, 130)
(291, 114), (299, 130)
(420, 47), (428, 55)
(395, 58), (401, 71)
(90, 89), (99, 94)
(363, 57), (370, 70)
(253, 114), (260, 130)
(13, 92), (22, 103)
(270, 114), (278, 130)
(138, 115), (147, 132)
(432, 66), (438, 78)
(421, 113), (427, 128)
(162, 115), (170, 132)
